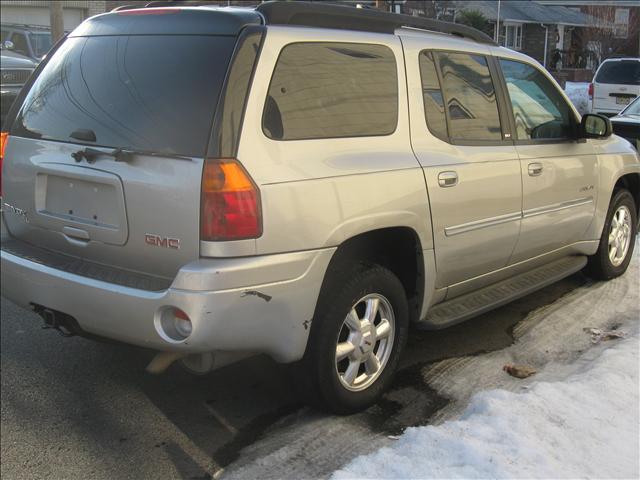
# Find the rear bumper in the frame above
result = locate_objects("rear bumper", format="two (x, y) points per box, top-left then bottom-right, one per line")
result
(1, 234), (334, 363)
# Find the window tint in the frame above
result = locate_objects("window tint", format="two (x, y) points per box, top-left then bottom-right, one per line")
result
(500, 59), (574, 140)
(419, 50), (447, 139)
(13, 35), (236, 157)
(595, 60), (640, 86)
(264, 42), (398, 140)
(437, 52), (502, 141)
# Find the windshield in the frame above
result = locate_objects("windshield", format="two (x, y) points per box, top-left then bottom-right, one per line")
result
(595, 60), (640, 85)
(621, 97), (640, 116)
(31, 32), (52, 57)
(13, 35), (235, 157)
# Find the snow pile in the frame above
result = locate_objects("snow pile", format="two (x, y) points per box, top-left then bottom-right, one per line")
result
(333, 330), (639, 479)
(565, 81), (590, 115)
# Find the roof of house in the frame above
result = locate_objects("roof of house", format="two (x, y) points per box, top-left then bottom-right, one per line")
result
(454, 1), (597, 27)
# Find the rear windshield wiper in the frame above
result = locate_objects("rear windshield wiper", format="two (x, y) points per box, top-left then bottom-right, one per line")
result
(72, 146), (192, 163)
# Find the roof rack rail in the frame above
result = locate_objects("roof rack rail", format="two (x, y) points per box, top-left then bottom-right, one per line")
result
(111, 5), (139, 12)
(144, 0), (215, 6)
(256, 1), (497, 45)
(0, 22), (51, 30)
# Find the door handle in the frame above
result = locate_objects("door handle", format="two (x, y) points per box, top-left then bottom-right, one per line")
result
(528, 163), (543, 176)
(438, 171), (458, 188)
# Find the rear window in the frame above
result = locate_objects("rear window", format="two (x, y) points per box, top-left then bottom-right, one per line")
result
(263, 42), (398, 140)
(595, 60), (640, 85)
(12, 35), (236, 157)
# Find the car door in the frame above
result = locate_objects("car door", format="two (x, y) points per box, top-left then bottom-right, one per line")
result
(496, 56), (599, 264)
(402, 35), (522, 289)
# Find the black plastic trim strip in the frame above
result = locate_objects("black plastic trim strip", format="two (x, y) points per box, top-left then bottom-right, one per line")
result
(2, 238), (172, 292)
(207, 25), (266, 159)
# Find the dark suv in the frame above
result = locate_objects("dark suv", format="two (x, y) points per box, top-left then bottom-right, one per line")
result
(1, 23), (53, 61)
(0, 48), (36, 128)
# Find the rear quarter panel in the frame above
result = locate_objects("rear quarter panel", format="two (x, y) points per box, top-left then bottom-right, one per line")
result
(207, 26), (433, 257)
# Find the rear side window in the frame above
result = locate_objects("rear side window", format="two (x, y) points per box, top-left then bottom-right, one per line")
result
(419, 51), (502, 142)
(595, 60), (640, 85)
(13, 35), (236, 157)
(263, 42), (398, 140)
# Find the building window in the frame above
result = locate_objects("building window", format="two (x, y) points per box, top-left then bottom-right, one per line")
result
(498, 24), (523, 50)
(614, 8), (630, 38)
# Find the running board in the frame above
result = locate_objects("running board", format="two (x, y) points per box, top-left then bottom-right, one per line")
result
(419, 255), (587, 330)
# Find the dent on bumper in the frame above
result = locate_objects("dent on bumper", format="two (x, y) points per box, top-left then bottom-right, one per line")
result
(0, 247), (335, 363)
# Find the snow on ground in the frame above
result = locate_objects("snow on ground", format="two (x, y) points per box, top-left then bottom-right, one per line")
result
(333, 242), (640, 480)
(565, 81), (590, 115)
(333, 328), (639, 479)
(222, 244), (639, 480)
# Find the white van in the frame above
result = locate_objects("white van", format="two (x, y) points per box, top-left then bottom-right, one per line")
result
(590, 57), (640, 116)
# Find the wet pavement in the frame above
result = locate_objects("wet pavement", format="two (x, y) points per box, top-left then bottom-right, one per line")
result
(1, 272), (589, 479)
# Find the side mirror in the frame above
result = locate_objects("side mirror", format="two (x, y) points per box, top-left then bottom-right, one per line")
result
(2, 40), (15, 50)
(581, 114), (612, 139)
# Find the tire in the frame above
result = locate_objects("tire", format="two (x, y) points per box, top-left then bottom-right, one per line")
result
(295, 261), (409, 414)
(586, 188), (637, 280)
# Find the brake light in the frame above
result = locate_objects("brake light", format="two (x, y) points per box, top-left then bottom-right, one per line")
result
(588, 83), (594, 100)
(200, 159), (261, 241)
(0, 132), (8, 197)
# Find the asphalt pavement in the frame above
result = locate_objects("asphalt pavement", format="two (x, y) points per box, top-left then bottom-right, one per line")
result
(1, 255), (635, 479)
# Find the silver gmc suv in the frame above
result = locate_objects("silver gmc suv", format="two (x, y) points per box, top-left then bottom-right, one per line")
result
(1, 2), (638, 414)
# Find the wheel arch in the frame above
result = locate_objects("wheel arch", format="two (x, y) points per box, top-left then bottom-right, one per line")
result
(321, 227), (426, 323)
(613, 173), (640, 224)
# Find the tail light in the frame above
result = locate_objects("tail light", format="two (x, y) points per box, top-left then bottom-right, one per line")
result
(588, 83), (594, 100)
(0, 132), (8, 197)
(200, 158), (261, 241)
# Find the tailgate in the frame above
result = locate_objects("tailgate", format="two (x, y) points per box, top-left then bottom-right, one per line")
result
(3, 137), (203, 279)
(2, 30), (239, 279)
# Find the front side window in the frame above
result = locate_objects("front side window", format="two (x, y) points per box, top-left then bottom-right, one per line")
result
(436, 52), (503, 141)
(10, 33), (29, 56)
(500, 59), (575, 140)
(263, 42), (398, 140)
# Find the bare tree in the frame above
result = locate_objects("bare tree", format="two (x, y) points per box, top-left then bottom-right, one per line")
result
(577, 5), (639, 68)
(50, 1), (64, 44)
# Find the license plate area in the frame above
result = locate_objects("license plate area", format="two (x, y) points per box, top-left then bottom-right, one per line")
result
(43, 175), (120, 228)
(34, 164), (128, 246)
(616, 96), (631, 105)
